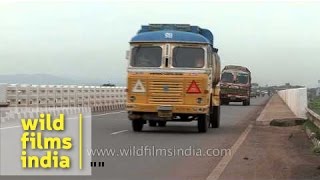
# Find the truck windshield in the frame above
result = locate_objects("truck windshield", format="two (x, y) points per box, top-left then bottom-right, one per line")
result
(221, 72), (234, 83)
(172, 47), (204, 68)
(236, 73), (249, 84)
(131, 46), (162, 67)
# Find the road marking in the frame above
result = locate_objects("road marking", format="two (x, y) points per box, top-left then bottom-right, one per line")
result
(110, 130), (128, 135)
(206, 124), (253, 180)
(0, 125), (21, 130)
(0, 111), (127, 130)
(93, 111), (126, 117)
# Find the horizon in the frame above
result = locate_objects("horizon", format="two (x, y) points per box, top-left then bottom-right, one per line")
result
(0, 73), (316, 88)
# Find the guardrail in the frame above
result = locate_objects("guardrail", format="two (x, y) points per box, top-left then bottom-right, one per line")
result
(277, 88), (308, 119)
(0, 83), (126, 112)
(305, 107), (320, 151)
(306, 107), (320, 128)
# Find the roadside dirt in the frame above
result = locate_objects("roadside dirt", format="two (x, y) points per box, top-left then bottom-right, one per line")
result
(219, 125), (320, 180)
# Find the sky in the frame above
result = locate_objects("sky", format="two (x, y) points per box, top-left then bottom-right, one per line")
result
(0, 1), (319, 87)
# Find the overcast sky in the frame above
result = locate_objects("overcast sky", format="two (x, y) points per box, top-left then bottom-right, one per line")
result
(0, 1), (319, 87)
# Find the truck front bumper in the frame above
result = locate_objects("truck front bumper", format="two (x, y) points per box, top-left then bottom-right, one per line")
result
(221, 94), (248, 102)
(126, 103), (209, 114)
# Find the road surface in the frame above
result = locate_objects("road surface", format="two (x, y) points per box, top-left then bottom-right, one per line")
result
(1, 97), (269, 180)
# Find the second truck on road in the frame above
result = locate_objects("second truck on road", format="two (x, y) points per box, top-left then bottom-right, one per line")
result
(220, 65), (252, 106)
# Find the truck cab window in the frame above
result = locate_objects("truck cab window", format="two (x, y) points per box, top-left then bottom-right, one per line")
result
(131, 46), (162, 67)
(221, 72), (234, 83)
(172, 47), (204, 68)
(236, 73), (249, 84)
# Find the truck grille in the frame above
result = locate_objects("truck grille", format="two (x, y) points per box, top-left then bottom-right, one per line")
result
(148, 79), (184, 104)
(221, 87), (248, 95)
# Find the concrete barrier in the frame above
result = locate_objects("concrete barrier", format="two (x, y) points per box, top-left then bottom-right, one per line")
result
(278, 88), (308, 119)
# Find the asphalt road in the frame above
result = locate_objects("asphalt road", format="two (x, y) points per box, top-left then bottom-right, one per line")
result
(1, 96), (269, 180)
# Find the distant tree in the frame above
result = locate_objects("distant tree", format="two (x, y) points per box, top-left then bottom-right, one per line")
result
(102, 83), (116, 87)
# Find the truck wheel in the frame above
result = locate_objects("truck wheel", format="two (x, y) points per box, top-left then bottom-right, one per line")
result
(132, 120), (144, 132)
(158, 121), (167, 127)
(198, 115), (208, 133)
(242, 100), (250, 106)
(149, 121), (157, 127)
(210, 106), (220, 128)
(222, 100), (229, 105)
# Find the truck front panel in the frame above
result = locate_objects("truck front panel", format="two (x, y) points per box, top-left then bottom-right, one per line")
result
(127, 72), (209, 114)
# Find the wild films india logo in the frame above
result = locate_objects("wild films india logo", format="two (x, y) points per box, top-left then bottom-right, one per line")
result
(0, 107), (92, 176)
(20, 113), (74, 169)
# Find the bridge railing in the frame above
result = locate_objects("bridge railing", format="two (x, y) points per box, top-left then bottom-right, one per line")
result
(306, 107), (320, 129)
(0, 83), (127, 112)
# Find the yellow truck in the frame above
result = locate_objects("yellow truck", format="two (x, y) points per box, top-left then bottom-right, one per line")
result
(126, 24), (221, 133)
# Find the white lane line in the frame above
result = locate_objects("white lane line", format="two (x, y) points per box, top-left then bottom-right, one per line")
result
(206, 124), (253, 180)
(0, 125), (21, 130)
(0, 111), (127, 130)
(110, 130), (128, 135)
(93, 111), (126, 117)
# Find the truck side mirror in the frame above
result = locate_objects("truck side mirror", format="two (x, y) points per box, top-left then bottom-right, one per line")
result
(125, 50), (130, 60)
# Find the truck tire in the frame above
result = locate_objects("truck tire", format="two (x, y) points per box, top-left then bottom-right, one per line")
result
(158, 121), (167, 127)
(242, 99), (250, 106)
(132, 120), (144, 132)
(210, 106), (220, 128)
(149, 121), (157, 127)
(198, 115), (208, 133)
(222, 100), (229, 105)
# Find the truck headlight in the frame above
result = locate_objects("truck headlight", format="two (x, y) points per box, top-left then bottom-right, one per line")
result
(197, 98), (202, 104)
(129, 96), (136, 102)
